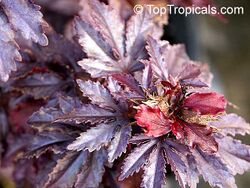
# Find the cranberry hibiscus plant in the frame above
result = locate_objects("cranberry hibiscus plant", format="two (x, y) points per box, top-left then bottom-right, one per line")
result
(1, 0), (250, 188)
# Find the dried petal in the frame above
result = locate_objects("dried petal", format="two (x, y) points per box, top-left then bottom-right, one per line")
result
(135, 105), (171, 137)
(184, 92), (227, 115)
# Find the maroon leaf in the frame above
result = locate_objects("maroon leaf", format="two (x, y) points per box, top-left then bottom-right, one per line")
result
(183, 92), (227, 115)
(183, 123), (218, 153)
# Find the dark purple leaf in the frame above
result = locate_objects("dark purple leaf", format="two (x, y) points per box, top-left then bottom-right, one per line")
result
(35, 0), (81, 16)
(75, 148), (107, 188)
(145, 36), (211, 87)
(28, 107), (64, 124)
(178, 63), (201, 81)
(86, 0), (125, 57)
(1, 0), (48, 46)
(125, 9), (160, 66)
(215, 135), (250, 175)
(146, 36), (169, 81)
(119, 139), (158, 180)
(45, 151), (89, 188)
(210, 114), (250, 136)
(36, 155), (59, 188)
(0, 12), (21, 82)
(163, 140), (190, 188)
(0, 108), (8, 140)
(77, 79), (118, 111)
(129, 135), (154, 145)
(112, 73), (145, 97)
(142, 64), (153, 89)
(186, 155), (199, 188)
(12, 72), (64, 99)
(4, 134), (32, 161)
(76, 0), (164, 77)
(142, 143), (166, 188)
(107, 76), (123, 99)
(54, 104), (117, 125)
(25, 30), (85, 69)
(28, 95), (82, 125)
(67, 123), (118, 152)
(108, 123), (131, 162)
(192, 148), (237, 188)
(27, 131), (74, 158)
(181, 79), (208, 88)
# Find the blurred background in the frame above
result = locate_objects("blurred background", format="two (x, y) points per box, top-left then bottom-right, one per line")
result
(0, 0), (249, 187)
